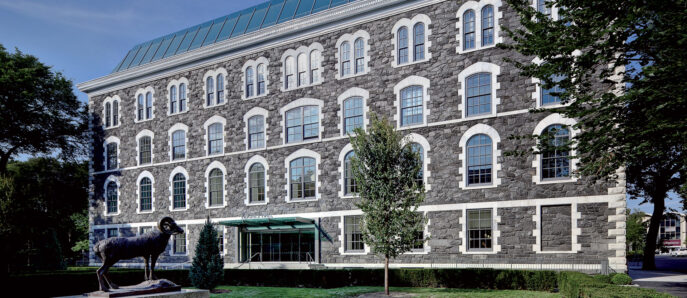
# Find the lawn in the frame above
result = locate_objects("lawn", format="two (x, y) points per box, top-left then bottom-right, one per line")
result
(205, 286), (561, 297)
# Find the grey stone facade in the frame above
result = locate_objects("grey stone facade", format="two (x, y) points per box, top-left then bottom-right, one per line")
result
(81, 0), (627, 272)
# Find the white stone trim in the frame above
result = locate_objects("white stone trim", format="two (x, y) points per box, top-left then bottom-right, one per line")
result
(167, 123), (189, 162)
(241, 57), (270, 100)
(607, 182), (627, 271)
(166, 77), (190, 116)
(136, 170), (155, 214)
(457, 62), (501, 119)
(391, 14), (433, 68)
(338, 143), (356, 199)
(338, 214), (370, 255)
(458, 124), (502, 190)
(102, 175), (121, 217)
(280, 43), (324, 92)
(203, 115), (227, 156)
(102, 95), (121, 129)
(169, 224), (189, 256)
(400, 133), (432, 191)
(335, 30), (372, 80)
(284, 148), (321, 203)
(243, 107), (269, 151)
(244, 155), (270, 206)
(133, 86), (155, 123)
(279, 98), (324, 145)
(337, 87), (370, 136)
(532, 203), (581, 253)
(102, 136), (120, 171)
(135, 129), (155, 166)
(168, 166), (190, 212)
(455, 0), (504, 54)
(204, 161), (227, 209)
(394, 76), (431, 129)
(532, 113), (579, 184)
(202, 68), (228, 108)
(459, 204), (502, 254)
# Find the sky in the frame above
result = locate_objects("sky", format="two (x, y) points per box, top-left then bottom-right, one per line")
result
(0, 0), (683, 215)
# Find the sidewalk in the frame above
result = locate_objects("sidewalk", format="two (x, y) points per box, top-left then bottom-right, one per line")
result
(629, 269), (687, 297)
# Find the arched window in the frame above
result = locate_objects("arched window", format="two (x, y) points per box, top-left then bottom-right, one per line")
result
(343, 97), (364, 134)
(179, 83), (187, 112)
(400, 86), (423, 126)
(290, 157), (316, 200)
(137, 94), (144, 120)
(112, 100), (118, 126)
(139, 177), (152, 211)
(172, 130), (185, 160)
(409, 143), (424, 186)
(216, 73), (224, 104)
(249, 163), (265, 203)
(466, 134), (493, 185)
(285, 106), (319, 143)
(106, 142), (117, 170)
(248, 115), (265, 149)
(397, 27), (409, 64)
(344, 151), (357, 195)
(138, 136), (152, 165)
(206, 76), (214, 106)
(354, 38), (365, 74)
(257, 64), (266, 95)
(285, 56), (295, 89)
(481, 5), (494, 46)
(208, 169), (223, 206)
(463, 10), (476, 50)
(105, 102), (111, 127)
(145, 92), (153, 119)
(541, 125), (570, 179)
(541, 74), (565, 106)
(106, 181), (117, 214)
(172, 173), (186, 209)
(297, 53), (307, 87)
(413, 23), (425, 61)
(169, 85), (177, 114)
(208, 123), (223, 155)
(466, 73), (491, 116)
(245, 67), (254, 98)
(309, 50), (320, 83)
(340, 42), (351, 77)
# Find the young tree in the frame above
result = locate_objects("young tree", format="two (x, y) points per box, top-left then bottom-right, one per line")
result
(349, 114), (427, 295)
(502, 0), (686, 269)
(626, 209), (647, 253)
(189, 218), (224, 290)
(0, 44), (87, 174)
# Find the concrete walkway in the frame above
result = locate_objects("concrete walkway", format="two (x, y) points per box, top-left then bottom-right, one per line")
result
(629, 269), (687, 297)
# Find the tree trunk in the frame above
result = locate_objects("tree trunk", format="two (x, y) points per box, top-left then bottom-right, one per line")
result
(643, 191), (666, 270)
(384, 256), (389, 295)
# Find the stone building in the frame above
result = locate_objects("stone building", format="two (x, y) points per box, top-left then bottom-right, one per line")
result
(77, 0), (627, 272)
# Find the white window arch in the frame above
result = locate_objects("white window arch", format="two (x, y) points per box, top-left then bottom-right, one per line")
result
(203, 115), (226, 156)
(167, 123), (189, 161)
(335, 30), (371, 79)
(242, 57), (270, 100)
(532, 114), (579, 184)
(135, 129), (155, 166)
(279, 98), (324, 144)
(167, 77), (190, 115)
(102, 175), (121, 216)
(243, 107), (269, 150)
(204, 161), (227, 209)
(284, 148), (321, 203)
(393, 76), (431, 128)
(103, 136), (120, 171)
(244, 155), (270, 206)
(136, 170), (155, 214)
(456, 0), (504, 54)
(458, 124), (502, 189)
(202, 68), (228, 108)
(102, 95), (121, 129)
(337, 88), (370, 136)
(280, 43), (324, 91)
(134, 86), (155, 123)
(458, 62), (501, 119)
(400, 133), (432, 191)
(391, 14), (432, 68)
(169, 166), (189, 211)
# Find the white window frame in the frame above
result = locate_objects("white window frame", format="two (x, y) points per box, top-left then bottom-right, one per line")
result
(242, 57), (270, 100)
(280, 43), (324, 92)
(338, 143), (356, 199)
(102, 175), (121, 217)
(167, 77), (190, 116)
(284, 148), (321, 203)
(169, 224), (188, 256)
(203, 115), (227, 156)
(217, 226), (226, 256)
(532, 203), (581, 253)
(102, 95), (121, 129)
(458, 62), (501, 119)
(335, 30), (371, 79)
(169, 166), (190, 212)
(134, 86), (155, 123)
(459, 205), (502, 254)
(393, 76), (431, 129)
(102, 136), (120, 171)
(202, 68), (228, 108)
(135, 129), (155, 166)
(167, 123), (189, 162)
(400, 133), (432, 191)
(338, 213), (370, 255)
(136, 170), (155, 214)
(244, 155), (270, 206)
(337, 87), (370, 136)
(458, 124), (502, 190)
(531, 57), (571, 109)
(391, 14), (433, 68)
(243, 107), (269, 151)
(455, 0), (504, 54)
(532, 113), (579, 184)
(204, 161), (227, 209)
(279, 98), (324, 145)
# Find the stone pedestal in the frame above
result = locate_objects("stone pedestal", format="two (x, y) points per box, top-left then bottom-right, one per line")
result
(58, 279), (209, 298)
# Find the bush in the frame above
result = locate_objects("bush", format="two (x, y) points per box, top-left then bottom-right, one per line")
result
(610, 273), (632, 285)
(189, 219), (224, 290)
(592, 274), (611, 284)
(558, 271), (670, 298)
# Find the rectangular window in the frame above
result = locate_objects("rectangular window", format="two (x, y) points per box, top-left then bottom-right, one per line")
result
(173, 232), (186, 254)
(541, 75), (565, 106)
(286, 106), (319, 143)
(139, 137), (152, 165)
(400, 86), (423, 126)
(248, 116), (265, 149)
(466, 73), (492, 116)
(344, 215), (364, 252)
(217, 229), (224, 254)
(172, 131), (186, 160)
(398, 28), (409, 64)
(106, 143), (117, 170)
(343, 97), (364, 134)
(412, 230), (424, 251)
(208, 123), (223, 155)
(140, 180), (152, 211)
(467, 209), (492, 251)
(139, 226), (152, 235)
(107, 228), (118, 238)
(481, 6), (495, 46)
(145, 93), (153, 119)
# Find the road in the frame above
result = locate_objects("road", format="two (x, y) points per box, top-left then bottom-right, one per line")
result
(629, 255), (687, 297)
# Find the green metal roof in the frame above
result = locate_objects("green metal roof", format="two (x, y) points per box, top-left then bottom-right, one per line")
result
(220, 217), (332, 242)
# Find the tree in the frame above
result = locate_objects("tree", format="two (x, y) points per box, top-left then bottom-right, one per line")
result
(189, 218), (224, 290)
(626, 209), (647, 253)
(70, 210), (90, 257)
(0, 44), (87, 174)
(349, 114), (427, 295)
(502, 0), (686, 269)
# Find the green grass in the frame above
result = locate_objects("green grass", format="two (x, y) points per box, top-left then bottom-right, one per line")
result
(204, 286), (561, 297)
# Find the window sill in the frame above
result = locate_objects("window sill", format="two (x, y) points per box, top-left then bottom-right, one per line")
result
(463, 183), (497, 190)
(462, 250), (497, 255)
(104, 212), (120, 217)
(206, 205), (226, 209)
(405, 249), (429, 255)
(397, 122), (427, 131)
(207, 152), (224, 157)
(286, 198), (318, 203)
(103, 125), (121, 130)
(170, 207), (189, 212)
(243, 92), (269, 101)
(171, 253), (188, 256)
(137, 210), (154, 214)
(203, 101), (227, 109)
(536, 250), (578, 254)
(341, 251), (367, 255)
(392, 58), (430, 69)
(537, 177), (574, 184)
(285, 138), (321, 146)
(456, 44), (497, 55)
(280, 81), (323, 93)
(341, 195), (358, 199)
(246, 201), (268, 206)
(463, 113), (497, 121)
(134, 118), (155, 124)
(336, 71), (369, 80)
(167, 109), (189, 117)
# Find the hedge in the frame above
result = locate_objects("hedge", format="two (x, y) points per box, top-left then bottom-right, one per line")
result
(8, 268), (557, 297)
(558, 272), (672, 298)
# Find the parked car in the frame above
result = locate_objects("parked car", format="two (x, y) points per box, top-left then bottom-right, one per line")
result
(676, 248), (687, 257)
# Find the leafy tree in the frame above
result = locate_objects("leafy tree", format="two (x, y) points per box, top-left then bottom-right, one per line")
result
(502, 0), (686, 269)
(349, 114), (427, 295)
(0, 44), (87, 174)
(626, 209), (647, 253)
(70, 210), (90, 255)
(189, 218), (224, 290)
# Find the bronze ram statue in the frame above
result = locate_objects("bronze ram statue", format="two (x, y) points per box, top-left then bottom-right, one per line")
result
(93, 217), (185, 292)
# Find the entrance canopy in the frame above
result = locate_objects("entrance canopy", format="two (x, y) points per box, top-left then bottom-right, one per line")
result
(219, 217), (332, 242)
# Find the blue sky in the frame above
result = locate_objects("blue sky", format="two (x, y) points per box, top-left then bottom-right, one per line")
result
(0, 0), (682, 215)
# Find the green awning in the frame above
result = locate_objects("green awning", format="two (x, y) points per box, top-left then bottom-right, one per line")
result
(219, 217), (332, 242)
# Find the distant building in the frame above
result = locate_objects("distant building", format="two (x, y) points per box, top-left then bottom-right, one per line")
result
(657, 213), (685, 250)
